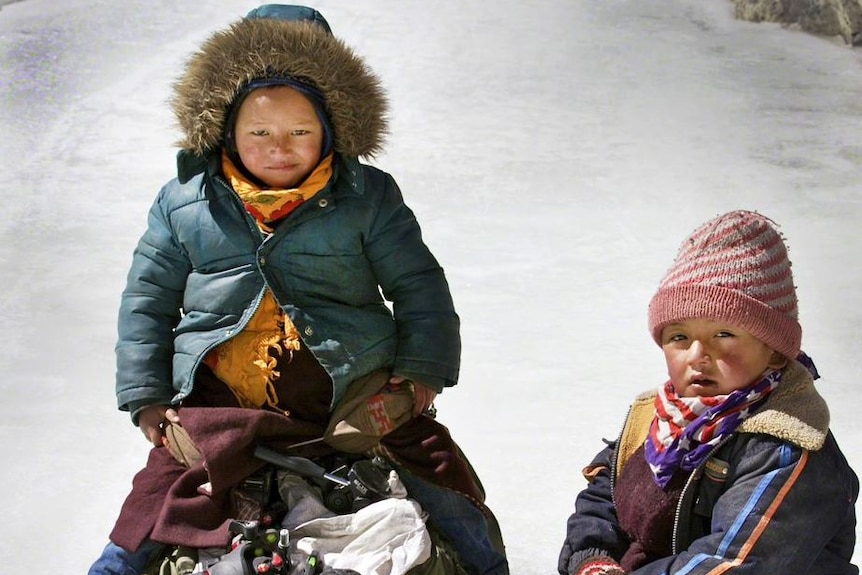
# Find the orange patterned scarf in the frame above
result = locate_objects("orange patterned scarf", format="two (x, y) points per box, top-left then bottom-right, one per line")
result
(221, 150), (333, 229)
(203, 291), (302, 411)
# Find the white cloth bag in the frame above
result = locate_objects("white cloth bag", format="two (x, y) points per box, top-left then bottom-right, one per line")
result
(290, 497), (432, 575)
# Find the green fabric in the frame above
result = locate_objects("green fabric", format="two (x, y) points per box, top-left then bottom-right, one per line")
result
(407, 522), (470, 575)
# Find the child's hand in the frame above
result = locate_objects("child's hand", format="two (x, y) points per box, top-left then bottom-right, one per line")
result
(571, 554), (626, 575)
(138, 405), (181, 447)
(389, 375), (438, 417)
(411, 383), (438, 417)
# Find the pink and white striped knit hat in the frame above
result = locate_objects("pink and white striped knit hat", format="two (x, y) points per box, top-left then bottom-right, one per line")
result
(648, 210), (801, 359)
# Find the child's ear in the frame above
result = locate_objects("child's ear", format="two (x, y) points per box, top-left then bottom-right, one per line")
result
(768, 351), (788, 370)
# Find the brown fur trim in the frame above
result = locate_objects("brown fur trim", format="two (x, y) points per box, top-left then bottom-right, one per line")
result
(170, 18), (388, 158)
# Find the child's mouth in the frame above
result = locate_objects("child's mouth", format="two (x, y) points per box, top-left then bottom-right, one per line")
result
(689, 376), (716, 388)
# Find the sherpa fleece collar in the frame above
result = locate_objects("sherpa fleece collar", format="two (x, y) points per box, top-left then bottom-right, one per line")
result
(737, 358), (829, 451)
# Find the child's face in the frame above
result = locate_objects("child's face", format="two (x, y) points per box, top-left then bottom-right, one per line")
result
(234, 86), (324, 188)
(660, 318), (785, 397)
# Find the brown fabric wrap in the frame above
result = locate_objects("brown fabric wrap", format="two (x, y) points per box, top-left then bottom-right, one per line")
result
(164, 424), (202, 469)
(324, 370), (415, 453)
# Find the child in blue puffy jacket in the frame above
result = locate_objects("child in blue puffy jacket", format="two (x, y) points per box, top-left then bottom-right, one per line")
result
(89, 5), (508, 575)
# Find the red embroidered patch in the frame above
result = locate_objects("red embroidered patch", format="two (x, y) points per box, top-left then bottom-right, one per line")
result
(367, 394), (394, 435)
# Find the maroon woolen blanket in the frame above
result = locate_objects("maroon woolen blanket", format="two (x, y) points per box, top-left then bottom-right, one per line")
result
(109, 407), (485, 552)
(110, 407), (329, 550)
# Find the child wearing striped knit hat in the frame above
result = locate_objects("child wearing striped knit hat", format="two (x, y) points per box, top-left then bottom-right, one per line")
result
(558, 210), (858, 575)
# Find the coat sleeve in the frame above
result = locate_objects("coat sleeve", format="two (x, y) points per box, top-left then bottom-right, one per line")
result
(363, 171), (460, 392)
(630, 434), (859, 575)
(115, 184), (192, 422)
(559, 443), (632, 574)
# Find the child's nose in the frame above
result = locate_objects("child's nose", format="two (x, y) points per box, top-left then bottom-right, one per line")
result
(270, 135), (293, 153)
(271, 141), (290, 154)
(687, 340), (710, 368)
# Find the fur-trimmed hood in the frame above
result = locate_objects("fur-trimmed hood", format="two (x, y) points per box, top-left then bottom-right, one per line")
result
(170, 15), (388, 158)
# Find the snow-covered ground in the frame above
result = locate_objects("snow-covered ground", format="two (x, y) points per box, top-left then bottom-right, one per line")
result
(1, 1), (861, 573)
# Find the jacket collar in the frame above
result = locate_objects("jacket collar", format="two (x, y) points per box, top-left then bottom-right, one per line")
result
(627, 358), (830, 453)
(738, 358), (829, 450)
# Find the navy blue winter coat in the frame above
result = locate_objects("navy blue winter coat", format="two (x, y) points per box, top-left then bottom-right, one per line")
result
(559, 359), (859, 574)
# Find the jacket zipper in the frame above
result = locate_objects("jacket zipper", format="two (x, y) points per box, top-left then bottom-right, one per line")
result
(179, 176), (272, 400)
(670, 435), (735, 555)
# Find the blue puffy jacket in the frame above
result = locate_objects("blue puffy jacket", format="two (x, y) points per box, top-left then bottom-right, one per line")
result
(115, 152), (460, 421)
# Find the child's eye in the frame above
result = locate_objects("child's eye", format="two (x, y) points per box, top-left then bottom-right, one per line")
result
(715, 331), (735, 338)
(291, 129), (311, 136)
(250, 129), (269, 137)
(666, 333), (688, 343)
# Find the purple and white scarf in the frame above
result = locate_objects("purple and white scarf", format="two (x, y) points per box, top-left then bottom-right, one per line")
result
(644, 370), (781, 489)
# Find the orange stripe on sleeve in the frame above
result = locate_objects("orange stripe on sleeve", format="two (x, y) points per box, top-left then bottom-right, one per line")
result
(704, 450), (810, 575)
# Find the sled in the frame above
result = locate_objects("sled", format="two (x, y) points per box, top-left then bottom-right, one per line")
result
(143, 447), (473, 575)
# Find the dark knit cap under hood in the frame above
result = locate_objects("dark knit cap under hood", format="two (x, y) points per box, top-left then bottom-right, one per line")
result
(170, 5), (388, 159)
